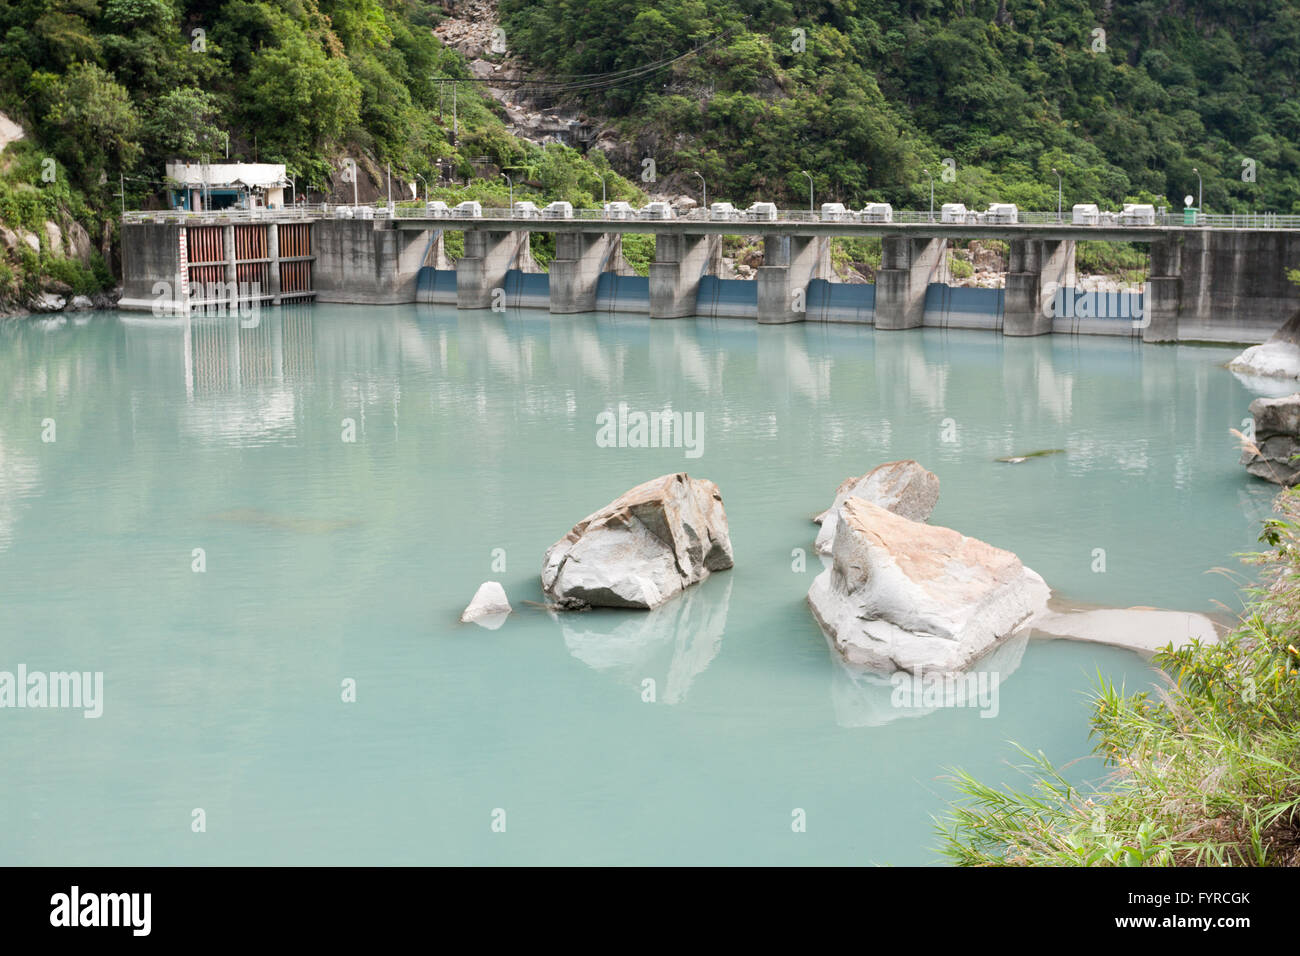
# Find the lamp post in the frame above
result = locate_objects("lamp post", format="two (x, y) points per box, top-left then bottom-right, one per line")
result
(923, 168), (933, 222)
(415, 173), (428, 204)
(1193, 167), (1203, 212)
(1052, 167), (1062, 223)
(801, 169), (814, 213)
(693, 170), (706, 212)
(600, 172), (611, 205)
(287, 175), (295, 208)
(504, 173), (513, 217)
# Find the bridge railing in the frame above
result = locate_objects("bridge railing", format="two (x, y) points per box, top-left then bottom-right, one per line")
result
(124, 204), (1300, 231)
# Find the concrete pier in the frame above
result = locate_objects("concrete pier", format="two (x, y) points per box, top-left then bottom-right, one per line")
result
(549, 232), (622, 314)
(875, 237), (946, 330)
(1003, 239), (1076, 336)
(266, 222), (281, 304)
(756, 235), (830, 324)
(649, 233), (720, 318)
(1143, 237), (1182, 343)
(455, 229), (534, 309)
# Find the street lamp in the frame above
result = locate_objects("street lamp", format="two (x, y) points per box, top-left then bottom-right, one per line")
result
(1192, 167), (1203, 212)
(801, 170), (814, 212)
(923, 168), (933, 222)
(600, 171), (611, 205)
(504, 173), (513, 217)
(1051, 167), (1062, 223)
(415, 172), (428, 204)
(693, 170), (706, 212)
(287, 174), (295, 207)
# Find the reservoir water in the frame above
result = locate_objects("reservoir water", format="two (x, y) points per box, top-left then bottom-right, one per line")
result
(0, 304), (1277, 864)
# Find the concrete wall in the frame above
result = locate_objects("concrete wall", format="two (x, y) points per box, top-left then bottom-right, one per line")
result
(1174, 230), (1300, 342)
(120, 222), (186, 311)
(314, 218), (427, 305)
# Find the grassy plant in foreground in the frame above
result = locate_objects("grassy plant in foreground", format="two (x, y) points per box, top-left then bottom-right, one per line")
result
(938, 490), (1300, 866)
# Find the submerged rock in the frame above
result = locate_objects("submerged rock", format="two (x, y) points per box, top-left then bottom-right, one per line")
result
(1241, 393), (1300, 486)
(1031, 606), (1218, 655)
(541, 473), (733, 610)
(808, 497), (1049, 673)
(813, 459), (939, 555)
(461, 581), (512, 629)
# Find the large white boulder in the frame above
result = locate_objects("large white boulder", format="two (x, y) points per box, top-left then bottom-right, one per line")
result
(460, 581), (512, 629)
(813, 459), (939, 554)
(808, 497), (1049, 673)
(1229, 308), (1300, 388)
(542, 473), (733, 609)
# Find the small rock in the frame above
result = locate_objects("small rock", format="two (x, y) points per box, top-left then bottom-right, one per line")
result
(461, 581), (512, 628)
(70, 295), (94, 311)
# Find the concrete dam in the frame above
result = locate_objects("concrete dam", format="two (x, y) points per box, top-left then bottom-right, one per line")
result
(118, 210), (1300, 344)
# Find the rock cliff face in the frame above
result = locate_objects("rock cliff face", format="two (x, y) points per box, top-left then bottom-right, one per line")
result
(808, 498), (1049, 673)
(542, 473), (733, 610)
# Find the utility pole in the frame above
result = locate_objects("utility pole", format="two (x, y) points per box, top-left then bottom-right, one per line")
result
(120, 173), (125, 216)
(923, 168), (933, 221)
(387, 162), (392, 208)
(1052, 167), (1062, 223)
(452, 83), (458, 147)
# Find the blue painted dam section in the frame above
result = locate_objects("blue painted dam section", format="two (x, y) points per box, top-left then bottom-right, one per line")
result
(416, 266), (1143, 335)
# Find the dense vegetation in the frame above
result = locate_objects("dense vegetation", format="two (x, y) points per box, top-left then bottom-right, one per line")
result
(500, 0), (1300, 213)
(5, 0), (1300, 302)
(0, 0), (641, 303)
(940, 488), (1300, 866)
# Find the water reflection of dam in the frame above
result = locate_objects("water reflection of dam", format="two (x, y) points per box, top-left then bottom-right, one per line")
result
(186, 307), (317, 394)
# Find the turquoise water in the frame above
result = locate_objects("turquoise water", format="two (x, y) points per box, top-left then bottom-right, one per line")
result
(0, 305), (1277, 865)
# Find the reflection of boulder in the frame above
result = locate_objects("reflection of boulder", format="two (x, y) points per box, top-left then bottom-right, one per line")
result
(830, 631), (1027, 728)
(813, 459), (939, 554)
(559, 575), (732, 704)
(1241, 393), (1300, 486)
(808, 498), (1049, 673)
(542, 473), (733, 609)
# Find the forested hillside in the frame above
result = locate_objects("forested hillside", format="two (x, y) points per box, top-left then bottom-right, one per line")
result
(4, 0), (1300, 309)
(500, 0), (1300, 212)
(0, 0), (634, 307)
